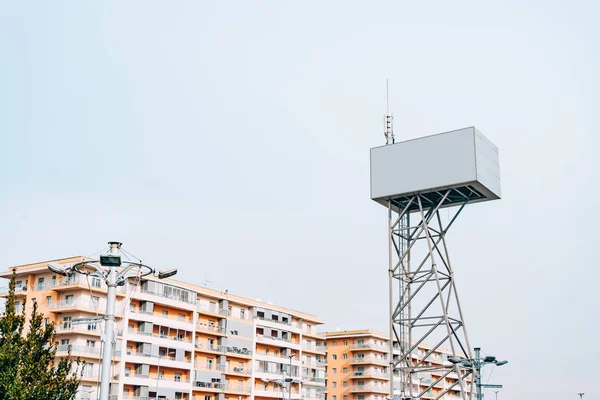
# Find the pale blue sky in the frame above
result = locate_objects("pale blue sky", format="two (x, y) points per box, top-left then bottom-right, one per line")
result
(1, 2), (599, 399)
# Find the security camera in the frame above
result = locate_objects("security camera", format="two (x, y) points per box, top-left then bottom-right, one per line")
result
(157, 269), (177, 279)
(48, 262), (69, 276)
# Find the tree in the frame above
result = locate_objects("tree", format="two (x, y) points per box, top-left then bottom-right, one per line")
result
(0, 269), (83, 400)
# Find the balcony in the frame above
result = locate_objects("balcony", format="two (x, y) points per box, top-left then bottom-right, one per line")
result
(0, 285), (29, 296)
(351, 356), (389, 365)
(303, 376), (326, 384)
(301, 343), (327, 353)
(256, 334), (300, 350)
(350, 342), (389, 352)
(196, 322), (226, 336)
(223, 383), (252, 394)
(217, 364), (252, 376)
(351, 370), (390, 379)
(194, 343), (252, 358)
(56, 344), (100, 356)
(48, 300), (108, 313)
(197, 303), (227, 317)
(193, 381), (224, 391)
(55, 324), (102, 336)
(253, 386), (302, 399)
(137, 288), (196, 307)
(350, 384), (390, 393)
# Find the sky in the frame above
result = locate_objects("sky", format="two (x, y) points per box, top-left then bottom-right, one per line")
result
(1, 1), (599, 399)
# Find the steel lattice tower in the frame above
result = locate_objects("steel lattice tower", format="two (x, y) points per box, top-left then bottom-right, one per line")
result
(370, 127), (501, 400)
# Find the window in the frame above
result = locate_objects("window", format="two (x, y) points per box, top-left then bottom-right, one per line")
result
(343, 367), (348, 373)
(332, 382), (337, 388)
(15, 281), (22, 289)
(158, 370), (164, 379)
(332, 355), (337, 360)
(333, 396), (337, 400)
(178, 313), (185, 321)
(61, 339), (70, 345)
(174, 373), (182, 382)
(162, 310), (168, 316)
(129, 303), (136, 311)
(91, 277), (101, 288)
(207, 358), (214, 369)
(205, 397), (212, 400)
(86, 340), (96, 347)
(51, 276), (56, 286)
(332, 368), (337, 374)
(343, 354), (348, 360)
(87, 321), (97, 331)
(332, 341), (337, 346)
(44, 318), (49, 326)
(343, 340), (348, 346)
(343, 381), (348, 387)
(240, 309), (246, 319)
(37, 277), (44, 290)
(46, 296), (52, 305)
(344, 396), (348, 400)
(63, 317), (72, 329)
(65, 295), (73, 305)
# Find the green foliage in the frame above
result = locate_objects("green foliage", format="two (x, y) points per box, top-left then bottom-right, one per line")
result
(0, 269), (83, 400)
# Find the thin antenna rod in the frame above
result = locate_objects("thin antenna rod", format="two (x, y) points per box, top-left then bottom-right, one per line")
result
(384, 79), (394, 145)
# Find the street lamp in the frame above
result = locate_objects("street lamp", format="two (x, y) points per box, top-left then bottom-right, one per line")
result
(577, 393), (585, 400)
(287, 353), (296, 400)
(156, 349), (177, 399)
(448, 347), (508, 400)
(47, 241), (177, 400)
(494, 390), (499, 400)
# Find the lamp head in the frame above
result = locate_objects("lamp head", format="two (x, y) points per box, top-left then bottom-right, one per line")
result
(447, 356), (461, 364)
(495, 360), (508, 366)
(483, 355), (496, 363)
(157, 268), (178, 279)
(48, 262), (69, 276)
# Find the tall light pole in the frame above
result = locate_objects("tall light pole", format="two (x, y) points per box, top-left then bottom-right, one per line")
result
(578, 393), (585, 400)
(494, 390), (499, 400)
(448, 347), (507, 400)
(287, 353), (296, 400)
(156, 350), (176, 399)
(48, 241), (178, 400)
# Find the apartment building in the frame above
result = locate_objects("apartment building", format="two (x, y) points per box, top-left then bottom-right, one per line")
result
(322, 330), (469, 400)
(0, 256), (326, 400)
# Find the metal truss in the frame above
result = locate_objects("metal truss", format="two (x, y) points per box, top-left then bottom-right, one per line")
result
(387, 189), (476, 400)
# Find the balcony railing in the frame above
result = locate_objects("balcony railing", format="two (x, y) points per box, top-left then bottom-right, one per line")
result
(302, 343), (327, 352)
(129, 309), (193, 324)
(351, 370), (389, 378)
(350, 342), (389, 351)
(131, 330), (193, 343)
(56, 344), (100, 355)
(350, 384), (390, 392)
(255, 315), (292, 326)
(217, 365), (251, 375)
(195, 343), (252, 357)
(194, 381), (225, 390)
(351, 356), (389, 364)
(196, 322), (226, 335)
(198, 304), (227, 315)
(49, 300), (107, 311)
(256, 334), (297, 344)
(140, 288), (196, 305)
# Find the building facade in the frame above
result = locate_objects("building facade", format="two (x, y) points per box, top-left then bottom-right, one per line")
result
(322, 330), (470, 400)
(0, 256), (326, 400)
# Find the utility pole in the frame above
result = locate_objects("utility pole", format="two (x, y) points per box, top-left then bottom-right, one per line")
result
(474, 347), (482, 400)
(47, 241), (177, 400)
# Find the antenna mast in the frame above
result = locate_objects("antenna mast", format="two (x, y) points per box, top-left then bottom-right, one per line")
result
(384, 79), (395, 145)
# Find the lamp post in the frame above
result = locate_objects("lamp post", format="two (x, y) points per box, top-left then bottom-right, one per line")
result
(448, 347), (507, 400)
(287, 353), (296, 400)
(494, 390), (499, 400)
(47, 241), (177, 400)
(577, 393), (585, 400)
(156, 349), (176, 399)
